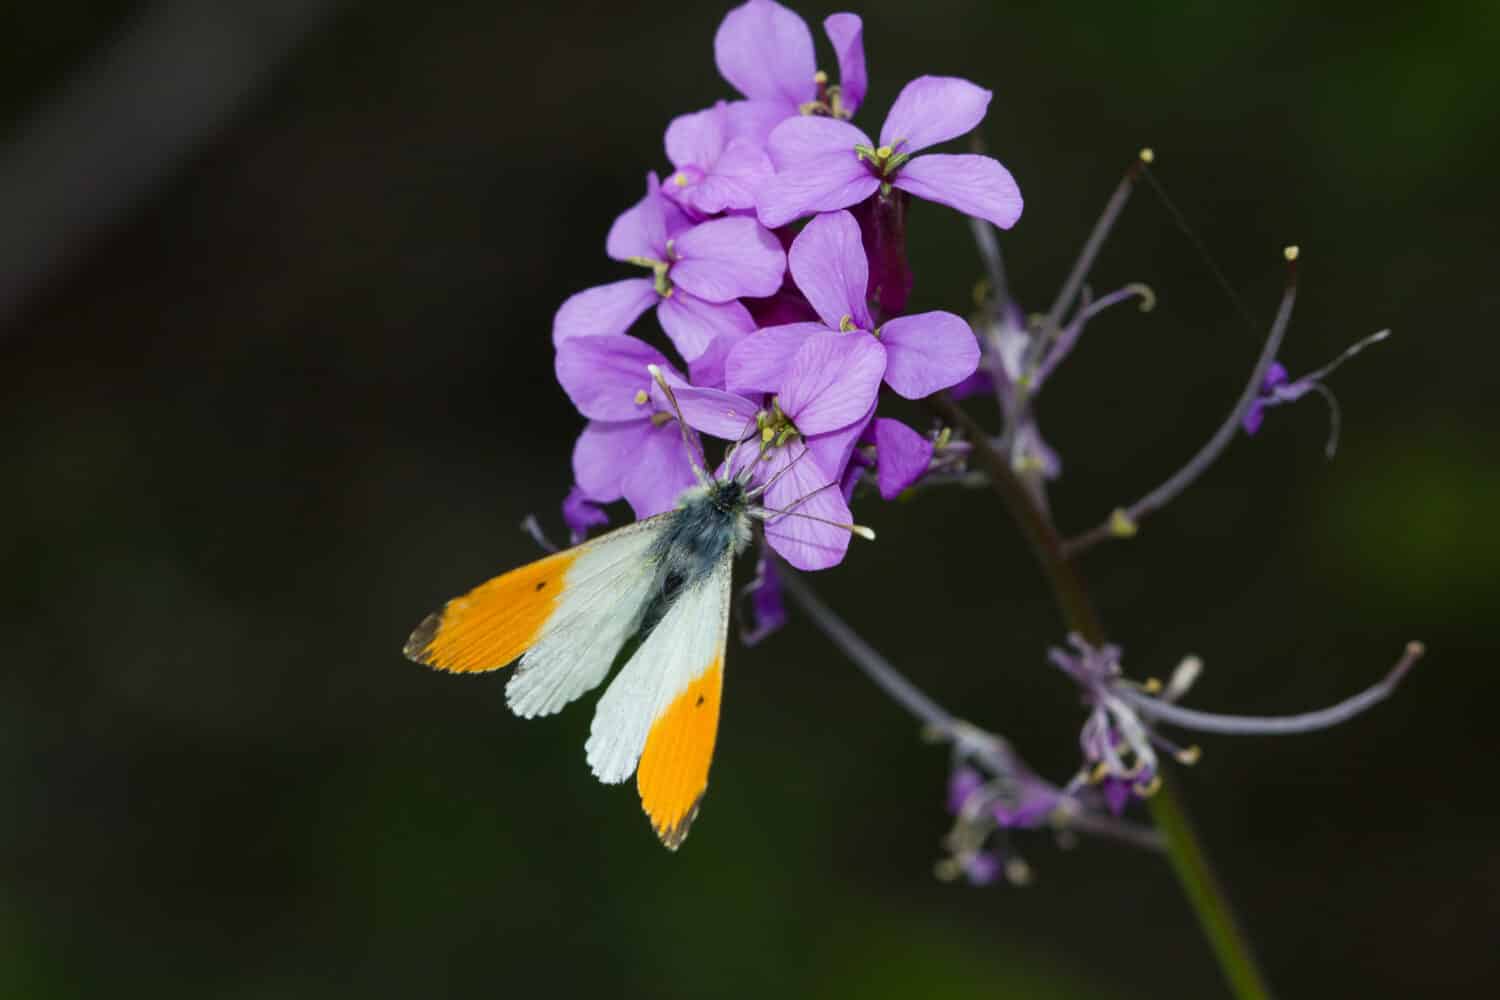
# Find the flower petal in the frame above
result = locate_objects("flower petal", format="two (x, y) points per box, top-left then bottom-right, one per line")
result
(757, 155), (879, 229)
(551, 278), (657, 344)
(687, 329), (747, 388)
(656, 293), (756, 362)
(823, 13), (866, 114)
(878, 310), (980, 399)
(891, 153), (1023, 230)
(563, 484), (610, 542)
(664, 104), (727, 170)
(766, 114), (871, 168)
(724, 321), (827, 395)
(788, 209), (872, 331)
(714, 0), (817, 107)
(740, 550), (786, 645)
(555, 334), (668, 420)
(605, 173), (682, 261)
(807, 405), (872, 487)
(676, 138), (774, 215)
(671, 217), (786, 302)
(724, 99), (791, 146)
(762, 444), (853, 570)
(573, 419), (653, 502)
(1242, 399), (1269, 436)
(622, 422), (700, 518)
(873, 417), (934, 499)
(748, 287), (820, 327)
(779, 332), (885, 434)
(879, 76), (992, 154)
(670, 382), (762, 440)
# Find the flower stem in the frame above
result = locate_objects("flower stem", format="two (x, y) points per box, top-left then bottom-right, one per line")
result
(930, 390), (1274, 1000)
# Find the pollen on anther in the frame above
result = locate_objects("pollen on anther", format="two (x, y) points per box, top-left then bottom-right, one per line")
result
(1108, 508), (1138, 538)
(813, 70), (828, 85)
(1283, 245), (1300, 262)
(633, 389), (649, 405)
(673, 173), (688, 187)
(875, 144), (893, 159)
(1139, 147), (1155, 164)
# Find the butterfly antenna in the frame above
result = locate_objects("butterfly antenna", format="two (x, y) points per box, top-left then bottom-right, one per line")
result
(646, 364), (711, 486)
(721, 408), (764, 481)
(751, 469), (876, 540)
(751, 503), (876, 541)
(744, 438), (815, 498)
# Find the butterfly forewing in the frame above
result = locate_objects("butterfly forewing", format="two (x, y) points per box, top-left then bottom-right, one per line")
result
(404, 517), (665, 698)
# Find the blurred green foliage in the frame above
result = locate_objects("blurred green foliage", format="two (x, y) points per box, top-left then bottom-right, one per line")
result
(3, 1), (1497, 997)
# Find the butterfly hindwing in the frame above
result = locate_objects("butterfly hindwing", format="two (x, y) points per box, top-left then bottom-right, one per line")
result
(585, 552), (732, 849)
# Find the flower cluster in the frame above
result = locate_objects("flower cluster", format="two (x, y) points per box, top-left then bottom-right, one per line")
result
(551, 0), (1022, 576)
(543, 0), (1417, 897)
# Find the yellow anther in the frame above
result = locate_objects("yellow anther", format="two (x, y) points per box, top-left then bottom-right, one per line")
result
(1108, 508), (1138, 538)
(1176, 746), (1202, 766)
(839, 314), (856, 332)
(633, 389), (648, 405)
(875, 144), (893, 160)
(761, 425), (774, 443)
(1089, 761), (1111, 784)
(1283, 244), (1300, 261)
(1134, 775), (1163, 797)
(1004, 858), (1033, 886)
(813, 70), (828, 85)
(1141, 677), (1163, 695)
(1139, 147), (1155, 164)
(673, 172), (688, 187)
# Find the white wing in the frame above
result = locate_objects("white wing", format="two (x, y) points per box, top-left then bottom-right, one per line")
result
(585, 554), (732, 785)
(504, 517), (665, 719)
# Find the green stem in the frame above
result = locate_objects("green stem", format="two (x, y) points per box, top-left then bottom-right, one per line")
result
(930, 392), (1273, 1000)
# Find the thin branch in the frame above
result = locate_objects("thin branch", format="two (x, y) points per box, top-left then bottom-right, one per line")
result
(778, 569), (956, 734)
(1121, 642), (1424, 735)
(1064, 250), (1299, 556)
(779, 568), (1162, 851)
(1044, 150), (1149, 333)
(967, 134), (1009, 314)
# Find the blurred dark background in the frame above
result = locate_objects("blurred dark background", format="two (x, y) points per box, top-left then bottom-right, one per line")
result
(4, 2), (1497, 996)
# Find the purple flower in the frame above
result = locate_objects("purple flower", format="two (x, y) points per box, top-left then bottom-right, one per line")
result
(562, 485), (609, 543)
(726, 210), (980, 400)
(1049, 632), (1423, 813)
(871, 417), (933, 499)
(757, 76), (1023, 230)
(1241, 361), (1289, 436)
(714, 1), (867, 140)
(663, 102), (776, 217)
(555, 335), (702, 519)
(552, 173), (786, 361)
(1241, 329), (1389, 457)
(738, 545), (787, 645)
(676, 333), (884, 570)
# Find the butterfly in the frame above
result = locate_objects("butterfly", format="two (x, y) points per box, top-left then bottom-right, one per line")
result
(403, 366), (871, 848)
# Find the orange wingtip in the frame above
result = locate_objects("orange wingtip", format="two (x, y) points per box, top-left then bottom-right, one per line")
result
(403, 548), (578, 674)
(637, 660), (723, 850)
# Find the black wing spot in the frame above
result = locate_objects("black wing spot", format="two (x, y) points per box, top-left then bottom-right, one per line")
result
(695, 694), (705, 707)
(534, 581), (547, 592)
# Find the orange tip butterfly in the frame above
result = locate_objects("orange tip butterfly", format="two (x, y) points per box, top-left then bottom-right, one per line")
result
(403, 366), (872, 848)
